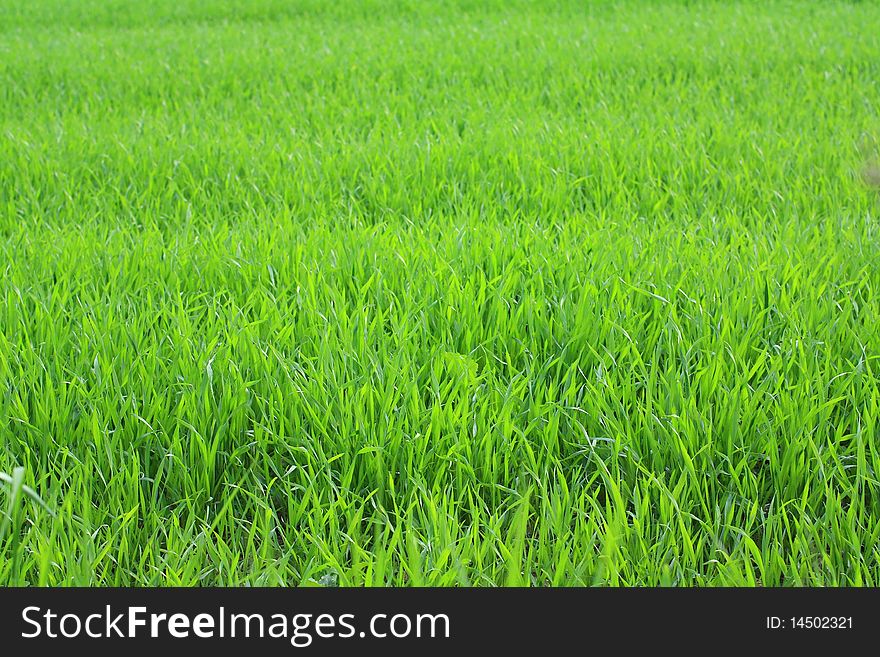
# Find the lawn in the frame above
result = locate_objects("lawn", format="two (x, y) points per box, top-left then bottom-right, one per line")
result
(1, 0), (879, 586)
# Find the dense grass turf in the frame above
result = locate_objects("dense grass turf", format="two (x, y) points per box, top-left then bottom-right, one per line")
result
(1, 0), (880, 585)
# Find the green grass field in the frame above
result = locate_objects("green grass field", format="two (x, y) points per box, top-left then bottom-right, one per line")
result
(2, 0), (880, 586)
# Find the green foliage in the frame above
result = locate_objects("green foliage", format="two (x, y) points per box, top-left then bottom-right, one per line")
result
(1, 0), (879, 585)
